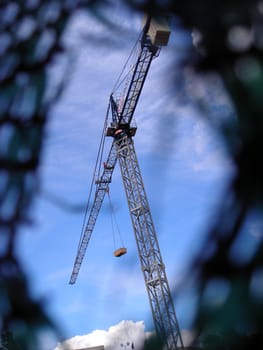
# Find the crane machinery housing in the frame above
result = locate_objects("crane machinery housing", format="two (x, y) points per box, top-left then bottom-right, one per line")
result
(69, 16), (184, 350)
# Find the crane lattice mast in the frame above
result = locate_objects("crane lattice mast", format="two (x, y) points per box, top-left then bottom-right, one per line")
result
(70, 16), (184, 350)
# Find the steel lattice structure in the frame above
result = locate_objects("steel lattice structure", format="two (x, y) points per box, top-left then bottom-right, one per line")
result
(114, 134), (184, 349)
(70, 17), (184, 350)
(69, 143), (117, 284)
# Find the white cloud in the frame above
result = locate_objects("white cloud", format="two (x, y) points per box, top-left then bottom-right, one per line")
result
(54, 320), (150, 350)
(54, 320), (196, 350)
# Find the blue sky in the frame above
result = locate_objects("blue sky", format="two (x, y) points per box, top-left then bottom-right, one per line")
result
(17, 4), (236, 349)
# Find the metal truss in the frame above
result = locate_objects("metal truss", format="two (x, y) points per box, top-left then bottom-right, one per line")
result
(69, 143), (117, 284)
(116, 38), (158, 126)
(114, 134), (184, 350)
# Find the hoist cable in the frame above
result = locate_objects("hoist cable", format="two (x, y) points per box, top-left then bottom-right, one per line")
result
(107, 191), (125, 248)
(111, 49), (139, 96)
(76, 26), (145, 253)
(108, 192), (117, 250)
(111, 28), (143, 95)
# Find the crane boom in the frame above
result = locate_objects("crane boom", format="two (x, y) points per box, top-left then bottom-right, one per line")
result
(69, 143), (117, 284)
(70, 16), (184, 350)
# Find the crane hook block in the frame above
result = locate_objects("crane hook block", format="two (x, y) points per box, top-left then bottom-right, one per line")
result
(114, 247), (127, 257)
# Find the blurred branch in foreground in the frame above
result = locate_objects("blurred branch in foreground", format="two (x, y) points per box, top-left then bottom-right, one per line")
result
(0, 1), (109, 348)
(135, 0), (263, 348)
(1, 0), (263, 349)
(127, 0), (263, 347)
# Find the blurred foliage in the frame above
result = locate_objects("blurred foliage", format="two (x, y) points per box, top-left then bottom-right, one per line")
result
(1, 0), (263, 349)
(128, 1), (263, 349)
(0, 0), (106, 349)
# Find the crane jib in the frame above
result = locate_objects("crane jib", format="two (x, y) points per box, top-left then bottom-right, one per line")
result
(117, 38), (158, 126)
(69, 143), (117, 285)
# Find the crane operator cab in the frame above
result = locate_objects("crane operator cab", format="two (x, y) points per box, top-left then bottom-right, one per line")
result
(114, 128), (126, 139)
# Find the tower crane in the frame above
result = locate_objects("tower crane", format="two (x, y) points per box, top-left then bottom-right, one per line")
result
(69, 16), (184, 350)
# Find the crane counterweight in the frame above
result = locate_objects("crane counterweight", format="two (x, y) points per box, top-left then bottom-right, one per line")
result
(143, 16), (171, 46)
